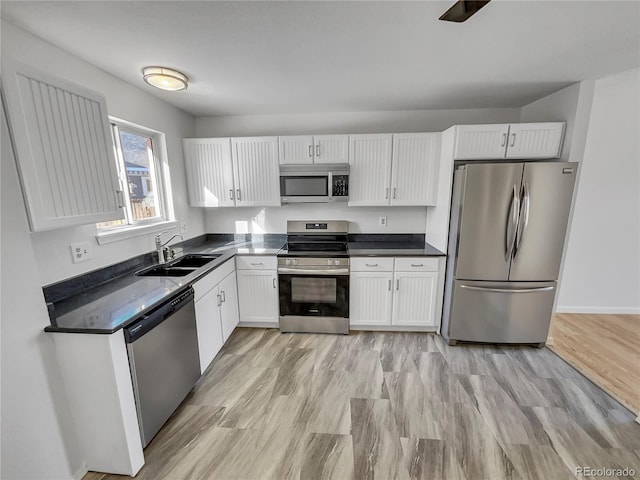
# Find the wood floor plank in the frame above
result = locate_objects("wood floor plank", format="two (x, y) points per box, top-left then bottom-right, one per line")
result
(83, 327), (640, 480)
(350, 398), (409, 480)
(550, 313), (640, 414)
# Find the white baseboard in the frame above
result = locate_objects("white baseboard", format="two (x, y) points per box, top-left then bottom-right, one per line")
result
(73, 464), (88, 480)
(555, 306), (640, 314)
(350, 325), (438, 332)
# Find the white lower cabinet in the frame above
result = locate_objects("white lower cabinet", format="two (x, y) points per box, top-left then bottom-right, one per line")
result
(349, 272), (393, 325)
(350, 257), (443, 329)
(219, 271), (240, 341)
(236, 256), (279, 325)
(193, 260), (238, 374)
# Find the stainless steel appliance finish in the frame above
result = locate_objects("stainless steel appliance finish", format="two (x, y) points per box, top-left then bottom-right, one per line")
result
(278, 221), (350, 334)
(442, 161), (577, 346)
(280, 164), (349, 203)
(125, 288), (200, 447)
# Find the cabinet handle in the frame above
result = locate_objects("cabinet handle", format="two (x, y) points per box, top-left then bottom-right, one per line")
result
(216, 294), (222, 307)
(316, 144), (320, 157)
(510, 133), (516, 147)
(501, 133), (507, 147)
(273, 277), (277, 289)
(115, 189), (125, 208)
(308, 145), (313, 157)
(229, 189), (234, 200)
(251, 262), (263, 266)
(388, 279), (391, 291)
(220, 290), (226, 303)
(236, 189), (241, 200)
(392, 188), (397, 199)
(385, 188), (389, 200)
(396, 279), (399, 290)
(411, 263), (424, 267)
(365, 263), (378, 267)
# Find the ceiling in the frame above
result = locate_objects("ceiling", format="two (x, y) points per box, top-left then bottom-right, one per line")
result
(2, 1), (639, 116)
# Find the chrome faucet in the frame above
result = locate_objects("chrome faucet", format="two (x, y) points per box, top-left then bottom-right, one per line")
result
(155, 231), (184, 264)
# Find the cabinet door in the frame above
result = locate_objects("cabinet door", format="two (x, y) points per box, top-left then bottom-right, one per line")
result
(2, 59), (123, 231)
(453, 124), (510, 160)
(218, 271), (240, 342)
(279, 135), (313, 165)
(194, 289), (224, 374)
(314, 135), (349, 164)
(348, 134), (393, 206)
(505, 123), (565, 159)
(349, 272), (393, 325)
(392, 271), (438, 327)
(236, 270), (279, 324)
(183, 138), (235, 207)
(231, 137), (281, 206)
(391, 133), (440, 206)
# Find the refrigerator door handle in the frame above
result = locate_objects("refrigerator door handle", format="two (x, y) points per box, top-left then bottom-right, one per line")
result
(514, 180), (531, 259)
(460, 285), (554, 293)
(505, 185), (520, 261)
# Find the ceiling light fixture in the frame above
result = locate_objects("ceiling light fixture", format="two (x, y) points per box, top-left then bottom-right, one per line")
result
(142, 66), (189, 91)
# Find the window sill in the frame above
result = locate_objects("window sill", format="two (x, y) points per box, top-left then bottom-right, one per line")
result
(95, 220), (179, 245)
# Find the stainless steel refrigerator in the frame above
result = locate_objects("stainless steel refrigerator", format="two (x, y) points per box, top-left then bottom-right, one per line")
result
(441, 161), (577, 346)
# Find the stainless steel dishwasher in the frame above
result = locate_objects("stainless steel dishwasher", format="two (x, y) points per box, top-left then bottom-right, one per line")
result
(124, 287), (200, 447)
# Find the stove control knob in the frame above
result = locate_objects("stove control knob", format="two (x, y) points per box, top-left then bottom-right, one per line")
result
(334, 259), (340, 265)
(327, 259), (332, 265)
(292, 259), (298, 266)
(285, 259), (291, 266)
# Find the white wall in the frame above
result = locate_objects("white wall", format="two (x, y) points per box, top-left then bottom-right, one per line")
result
(556, 68), (640, 313)
(196, 107), (521, 138)
(1, 105), (84, 479)
(205, 204), (427, 234)
(1, 20), (201, 285)
(198, 107), (521, 235)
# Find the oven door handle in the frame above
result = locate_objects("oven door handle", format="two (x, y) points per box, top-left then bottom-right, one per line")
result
(277, 267), (350, 275)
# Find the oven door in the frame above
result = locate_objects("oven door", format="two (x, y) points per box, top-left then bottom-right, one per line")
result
(279, 273), (349, 320)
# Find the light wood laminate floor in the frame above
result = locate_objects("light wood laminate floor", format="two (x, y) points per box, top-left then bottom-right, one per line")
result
(550, 313), (640, 415)
(85, 328), (640, 480)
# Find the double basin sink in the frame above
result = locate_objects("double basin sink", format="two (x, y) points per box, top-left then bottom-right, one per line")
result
(136, 254), (221, 277)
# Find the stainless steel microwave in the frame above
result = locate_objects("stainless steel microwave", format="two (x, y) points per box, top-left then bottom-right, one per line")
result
(280, 164), (349, 203)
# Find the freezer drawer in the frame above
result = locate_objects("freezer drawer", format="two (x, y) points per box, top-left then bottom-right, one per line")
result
(446, 279), (556, 344)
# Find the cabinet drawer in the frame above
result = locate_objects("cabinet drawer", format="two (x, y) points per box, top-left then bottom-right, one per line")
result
(350, 257), (394, 272)
(235, 255), (277, 270)
(394, 257), (439, 272)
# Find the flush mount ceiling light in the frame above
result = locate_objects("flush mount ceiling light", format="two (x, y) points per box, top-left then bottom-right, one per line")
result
(142, 66), (188, 91)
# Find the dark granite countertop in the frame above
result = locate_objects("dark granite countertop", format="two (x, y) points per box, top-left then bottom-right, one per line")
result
(44, 235), (286, 335)
(43, 233), (443, 335)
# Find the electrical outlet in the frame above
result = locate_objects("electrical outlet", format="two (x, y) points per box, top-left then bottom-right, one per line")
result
(379, 216), (387, 227)
(180, 222), (188, 234)
(70, 241), (92, 263)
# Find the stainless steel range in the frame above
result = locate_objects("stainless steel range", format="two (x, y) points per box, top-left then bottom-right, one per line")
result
(277, 220), (349, 334)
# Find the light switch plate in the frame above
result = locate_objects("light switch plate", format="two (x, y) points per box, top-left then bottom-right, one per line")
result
(378, 216), (387, 227)
(180, 222), (188, 233)
(70, 241), (92, 263)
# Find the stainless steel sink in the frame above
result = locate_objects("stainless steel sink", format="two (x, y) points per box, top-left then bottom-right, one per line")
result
(170, 254), (221, 268)
(136, 254), (221, 277)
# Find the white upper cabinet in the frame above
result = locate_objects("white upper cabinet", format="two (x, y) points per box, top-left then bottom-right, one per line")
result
(505, 123), (565, 159)
(391, 133), (440, 206)
(183, 138), (235, 207)
(2, 59), (123, 231)
(232, 137), (281, 206)
(279, 135), (314, 164)
(315, 135), (349, 164)
(453, 123), (565, 160)
(348, 134), (393, 206)
(278, 134), (348, 164)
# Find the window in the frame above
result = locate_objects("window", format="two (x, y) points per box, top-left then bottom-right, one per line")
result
(97, 120), (169, 231)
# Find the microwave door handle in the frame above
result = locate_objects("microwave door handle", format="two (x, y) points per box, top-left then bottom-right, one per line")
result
(328, 172), (333, 199)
